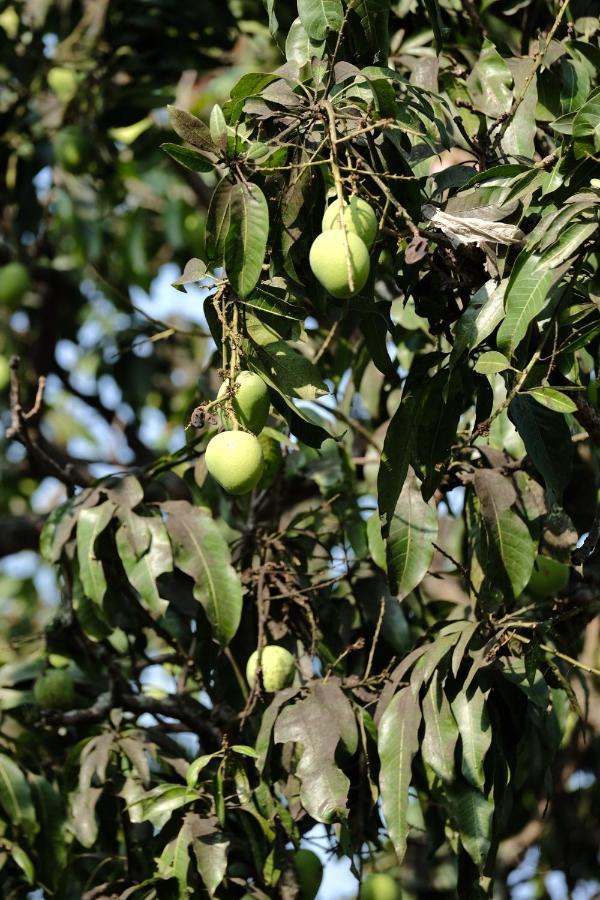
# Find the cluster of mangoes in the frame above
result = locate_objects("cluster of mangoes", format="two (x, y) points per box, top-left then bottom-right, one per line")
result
(309, 195), (377, 298)
(204, 371), (274, 495)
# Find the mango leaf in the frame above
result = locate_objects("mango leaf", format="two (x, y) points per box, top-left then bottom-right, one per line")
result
(206, 177), (233, 262)
(30, 776), (67, 884)
(273, 690), (352, 823)
(0, 754), (37, 842)
(11, 845), (34, 884)
(447, 781), (493, 868)
(161, 143), (214, 174)
(168, 106), (216, 156)
(450, 280), (506, 367)
(116, 513), (173, 619)
(421, 672), (458, 784)
(297, 0), (343, 41)
(539, 221), (597, 269)
(496, 251), (558, 358)
(163, 502), (242, 646)
(417, 368), (465, 498)
(467, 40), (512, 118)
(351, 0), (391, 63)
(69, 734), (114, 847)
(474, 351), (511, 375)
(76, 501), (115, 606)
(132, 784), (196, 830)
(378, 356), (435, 528)
(502, 59), (538, 158)
(573, 91), (600, 150)
(172, 258), (208, 292)
(209, 104), (228, 154)
(255, 687), (301, 772)
(189, 814), (229, 897)
(378, 687), (422, 863)
(312, 679), (358, 755)
(285, 16), (325, 65)
(450, 686), (491, 792)
(509, 394), (572, 501)
(474, 469), (534, 599)
(387, 471), (438, 600)
(527, 387), (578, 414)
(225, 182), (269, 298)
(421, 0), (444, 52)
(242, 284), (305, 320)
(156, 821), (191, 899)
(254, 340), (328, 401)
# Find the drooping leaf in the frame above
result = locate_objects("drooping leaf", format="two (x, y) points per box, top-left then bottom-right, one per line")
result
(509, 394), (573, 501)
(474, 469), (535, 598)
(421, 672), (458, 784)
(387, 470), (438, 599)
(69, 734), (114, 847)
(116, 513), (173, 619)
(224, 182), (269, 298)
(164, 502), (243, 646)
(273, 689), (353, 823)
(76, 501), (115, 606)
(205, 177), (233, 262)
(378, 687), (422, 863)
(0, 754), (37, 842)
(189, 813), (230, 897)
(450, 686), (491, 792)
(448, 780), (493, 868)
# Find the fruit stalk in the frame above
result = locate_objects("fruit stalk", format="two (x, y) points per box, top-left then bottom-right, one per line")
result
(323, 100), (355, 293)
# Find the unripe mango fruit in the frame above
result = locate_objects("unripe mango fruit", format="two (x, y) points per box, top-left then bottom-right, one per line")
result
(309, 230), (370, 299)
(217, 371), (270, 435)
(0, 261), (29, 305)
(294, 848), (323, 900)
(205, 430), (264, 495)
(527, 556), (569, 598)
(322, 196), (378, 249)
(33, 669), (75, 710)
(360, 872), (402, 900)
(246, 645), (295, 692)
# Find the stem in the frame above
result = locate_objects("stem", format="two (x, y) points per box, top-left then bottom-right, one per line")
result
(323, 99), (355, 293)
(509, 631), (600, 678)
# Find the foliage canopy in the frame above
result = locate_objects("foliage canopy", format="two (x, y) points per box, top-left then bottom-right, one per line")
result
(1, 0), (600, 897)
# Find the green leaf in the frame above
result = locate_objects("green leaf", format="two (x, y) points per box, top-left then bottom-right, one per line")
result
(255, 687), (300, 772)
(417, 368), (465, 499)
(116, 513), (173, 619)
(209, 104), (228, 154)
(242, 283), (304, 320)
(367, 511), (387, 571)
(230, 72), (280, 101)
(273, 688), (353, 823)
(224, 182), (269, 298)
(450, 686), (491, 792)
(164, 502), (242, 646)
(186, 754), (218, 787)
(496, 251), (558, 358)
(133, 784), (195, 830)
(11, 844), (35, 884)
(387, 470), (438, 600)
(474, 469), (535, 599)
(509, 394), (573, 501)
(450, 280), (506, 366)
(351, 0), (390, 63)
(172, 258), (208, 292)
(474, 351), (511, 375)
(297, 0), (343, 41)
(467, 40), (512, 118)
(189, 814), (229, 897)
(502, 58), (538, 159)
(539, 221), (597, 269)
(161, 143), (214, 174)
(0, 754), (37, 842)
(421, 672), (458, 784)
(378, 687), (422, 863)
(168, 106), (216, 155)
(447, 781), (493, 868)
(285, 16), (325, 65)
(573, 91), (600, 149)
(249, 339), (326, 402)
(378, 355), (435, 528)
(527, 387), (578, 414)
(421, 0), (444, 52)
(76, 501), (115, 606)
(205, 177), (233, 262)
